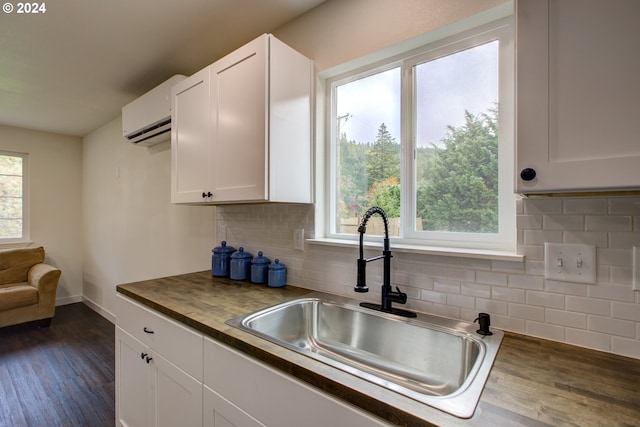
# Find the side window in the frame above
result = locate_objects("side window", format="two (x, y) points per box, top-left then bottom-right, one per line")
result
(0, 151), (29, 243)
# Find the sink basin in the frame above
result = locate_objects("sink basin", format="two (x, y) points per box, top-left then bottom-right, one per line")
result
(227, 296), (503, 418)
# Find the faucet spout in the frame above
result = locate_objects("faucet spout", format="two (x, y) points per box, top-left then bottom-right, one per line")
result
(354, 206), (416, 318)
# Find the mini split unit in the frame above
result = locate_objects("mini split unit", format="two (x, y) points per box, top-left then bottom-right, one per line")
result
(122, 74), (186, 146)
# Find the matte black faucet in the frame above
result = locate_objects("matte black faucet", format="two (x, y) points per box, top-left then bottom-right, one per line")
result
(354, 206), (416, 318)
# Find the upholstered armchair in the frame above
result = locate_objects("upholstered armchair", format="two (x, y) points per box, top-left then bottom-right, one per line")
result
(0, 246), (61, 328)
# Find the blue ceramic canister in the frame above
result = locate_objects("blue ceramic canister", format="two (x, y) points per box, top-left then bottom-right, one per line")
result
(211, 241), (236, 277)
(251, 251), (271, 284)
(230, 247), (253, 280)
(268, 259), (286, 288)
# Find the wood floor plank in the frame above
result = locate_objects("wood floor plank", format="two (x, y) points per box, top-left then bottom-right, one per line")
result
(0, 303), (115, 427)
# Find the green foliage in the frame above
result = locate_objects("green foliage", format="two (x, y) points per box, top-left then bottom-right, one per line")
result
(337, 108), (498, 233)
(366, 177), (400, 217)
(417, 108), (499, 233)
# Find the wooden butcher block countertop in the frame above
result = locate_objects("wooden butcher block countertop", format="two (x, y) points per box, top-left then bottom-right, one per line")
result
(116, 271), (640, 427)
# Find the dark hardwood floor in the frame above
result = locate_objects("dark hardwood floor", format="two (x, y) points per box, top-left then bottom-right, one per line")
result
(0, 303), (115, 427)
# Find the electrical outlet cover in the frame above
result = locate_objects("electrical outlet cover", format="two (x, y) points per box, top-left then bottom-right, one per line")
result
(544, 242), (596, 284)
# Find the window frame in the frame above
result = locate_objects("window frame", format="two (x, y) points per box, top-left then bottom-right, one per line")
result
(319, 15), (515, 254)
(0, 150), (30, 244)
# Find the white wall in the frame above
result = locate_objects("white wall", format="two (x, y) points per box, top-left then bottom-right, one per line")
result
(0, 124), (83, 303)
(82, 117), (216, 321)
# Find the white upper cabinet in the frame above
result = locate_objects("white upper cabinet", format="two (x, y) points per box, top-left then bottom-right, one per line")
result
(171, 34), (313, 204)
(515, 0), (640, 194)
(171, 67), (213, 203)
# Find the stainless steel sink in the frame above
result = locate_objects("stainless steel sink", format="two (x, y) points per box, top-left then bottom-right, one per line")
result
(226, 296), (503, 419)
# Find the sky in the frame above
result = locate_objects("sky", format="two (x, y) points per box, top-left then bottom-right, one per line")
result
(336, 40), (498, 148)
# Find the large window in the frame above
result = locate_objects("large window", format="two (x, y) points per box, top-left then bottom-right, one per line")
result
(0, 151), (29, 243)
(326, 18), (514, 252)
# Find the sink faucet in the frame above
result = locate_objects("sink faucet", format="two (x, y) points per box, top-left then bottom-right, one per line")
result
(354, 206), (416, 318)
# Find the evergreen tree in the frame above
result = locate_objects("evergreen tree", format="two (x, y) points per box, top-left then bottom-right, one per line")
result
(417, 108), (499, 233)
(366, 123), (400, 190)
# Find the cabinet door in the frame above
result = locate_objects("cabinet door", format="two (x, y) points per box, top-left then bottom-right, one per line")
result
(203, 337), (390, 427)
(516, 0), (640, 193)
(116, 327), (152, 427)
(211, 35), (268, 202)
(171, 67), (214, 203)
(203, 385), (265, 427)
(153, 353), (203, 427)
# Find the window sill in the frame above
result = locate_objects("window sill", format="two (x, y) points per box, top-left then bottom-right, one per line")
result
(307, 238), (523, 262)
(0, 241), (35, 249)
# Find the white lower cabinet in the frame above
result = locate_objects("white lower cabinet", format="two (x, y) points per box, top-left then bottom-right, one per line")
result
(203, 337), (390, 427)
(115, 295), (204, 427)
(203, 385), (265, 427)
(116, 293), (390, 427)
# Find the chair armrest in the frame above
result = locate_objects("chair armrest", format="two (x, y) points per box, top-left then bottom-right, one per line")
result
(28, 263), (62, 296)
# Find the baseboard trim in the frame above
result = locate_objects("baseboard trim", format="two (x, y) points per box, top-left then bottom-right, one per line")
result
(81, 296), (116, 324)
(56, 295), (82, 306)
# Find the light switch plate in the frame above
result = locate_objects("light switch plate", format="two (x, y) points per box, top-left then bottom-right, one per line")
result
(633, 247), (640, 291)
(544, 243), (596, 284)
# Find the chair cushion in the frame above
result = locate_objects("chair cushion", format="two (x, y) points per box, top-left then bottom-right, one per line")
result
(0, 283), (38, 310)
(0, 246), (45, 285)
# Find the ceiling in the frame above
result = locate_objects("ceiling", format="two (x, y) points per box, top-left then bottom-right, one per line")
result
(0, 0), (325, 137)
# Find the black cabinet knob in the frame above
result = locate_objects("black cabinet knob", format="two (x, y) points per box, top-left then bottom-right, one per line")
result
(202, 191), (213, 198)
(520, 168), (537, 181)
(143, 327), (154, 334)
(145, 356), (153, 364)
(140, 352), (147, 360)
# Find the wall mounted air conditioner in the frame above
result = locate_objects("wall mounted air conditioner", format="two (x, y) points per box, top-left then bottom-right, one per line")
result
(122, 74), (186, 146)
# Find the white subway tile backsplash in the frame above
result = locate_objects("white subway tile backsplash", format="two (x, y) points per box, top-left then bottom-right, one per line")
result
(517, 214), (543, 230)
(543, 214), (584, 230)
(608, 197), (640, 215)
(523, 229), (563, 245)
(420, 289), (447, 304)
(588, 315), (636, 338)
(611, 301), (640, 322)
(544, 280), (587, 296)
(526, 291), (565, 309)
(429, 304), (460, 319)
(475, 298), (508, 315)
(588, 282), (635, 302)
(566, 295), (610, 316)
(461, 282), (491, 298)
(447, 293), (475, 309)
(611, 336), (640, 359)
(526, 321), (565, 341)
(564, 198), (608, 215)
(562, 231), (608, 247)
(565, 328), (610, 352)
(585, 215), (632, 231)
(509, 274), (544, 290)
(609, 232), (640, 249)
(445, 268), (475, 282)
(523, 198), (563, 214)
(546, 308), (586, 329)
(492, 287), (525, 303)
(491, 260), (526, 274)
(218, 195), (640, 360)
(476, 271), (508, 286)
(509, 303), (545, 322)
(433, 279), (461, 294)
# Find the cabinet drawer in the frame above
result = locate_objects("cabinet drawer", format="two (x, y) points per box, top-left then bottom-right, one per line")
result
(116, 294), (203, 380)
